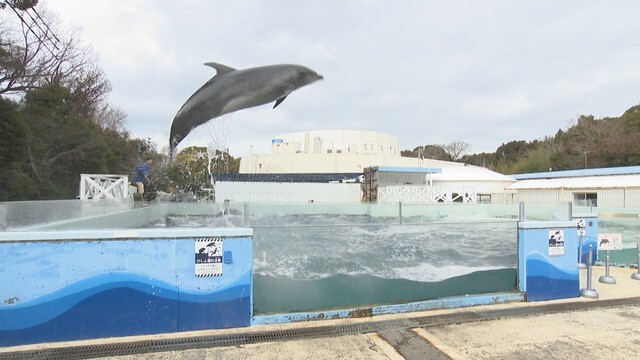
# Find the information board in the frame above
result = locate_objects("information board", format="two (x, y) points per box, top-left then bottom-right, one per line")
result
(598, 233), (623, 251)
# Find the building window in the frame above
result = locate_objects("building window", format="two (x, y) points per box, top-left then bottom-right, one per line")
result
(477, 194), (492, 204)
(363, 144), (367, 151)
(327, 149), (332, 154)
(336, 149), (342, 154)
(574, 192), (597, 207)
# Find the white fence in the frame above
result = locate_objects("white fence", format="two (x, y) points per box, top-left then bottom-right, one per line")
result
(378, 186), (477, 204)
(79, 174), (131, 200)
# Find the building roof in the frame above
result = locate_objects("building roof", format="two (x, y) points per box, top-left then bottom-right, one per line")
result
(511, 166), (640, 180)
(370, 165), (515, 182)
(375, 166), (442, 174)
(432, 165), (516, 182)
(507, 174), (640, 190)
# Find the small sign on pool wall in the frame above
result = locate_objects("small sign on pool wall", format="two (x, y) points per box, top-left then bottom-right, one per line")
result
(195, 238), (223, 277)
(548, 229), (565, 257)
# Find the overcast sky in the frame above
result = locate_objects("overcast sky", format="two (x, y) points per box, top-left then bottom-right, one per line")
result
(43, 0), (640, 157)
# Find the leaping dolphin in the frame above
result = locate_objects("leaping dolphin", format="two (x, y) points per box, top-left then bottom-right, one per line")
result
(169, 62), (324, 155)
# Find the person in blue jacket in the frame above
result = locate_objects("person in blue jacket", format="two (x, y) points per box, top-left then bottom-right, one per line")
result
(133, 157), (153, 200)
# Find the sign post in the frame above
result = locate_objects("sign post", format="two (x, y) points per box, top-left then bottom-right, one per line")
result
(632, 238), (640, 281)
(598, 233), (622, 284)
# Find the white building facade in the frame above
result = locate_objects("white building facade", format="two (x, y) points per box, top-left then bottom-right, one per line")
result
(223, 130), (517, 204)
(509, 169), (640, 208)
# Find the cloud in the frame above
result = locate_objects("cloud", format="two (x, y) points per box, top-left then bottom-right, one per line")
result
(463, 93), (533, 119)
(43, 0), (640, 156)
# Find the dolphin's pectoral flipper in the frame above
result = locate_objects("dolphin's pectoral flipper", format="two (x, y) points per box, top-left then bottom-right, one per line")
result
(204, 62), (236, 75)
(273, 96), (288, 108)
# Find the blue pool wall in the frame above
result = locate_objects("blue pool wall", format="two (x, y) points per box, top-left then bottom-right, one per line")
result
(3, 201), (581, 347)
(518, 221), (580, 301)
(0, 228), (253, 347)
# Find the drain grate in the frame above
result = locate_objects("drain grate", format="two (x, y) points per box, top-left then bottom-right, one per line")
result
(413, 312), (485, 327)
(150, 318), (418, 354)
(2, 297), (638, 360)
(0, 341), (151, 360)
(475, 297), (640, 321)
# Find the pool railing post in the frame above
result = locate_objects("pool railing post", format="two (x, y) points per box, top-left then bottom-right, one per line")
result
(632, 239), (640, 280)
(243, 203), (250, 227)
(580, 244), (599, 299)
(518, 202), (525, 221)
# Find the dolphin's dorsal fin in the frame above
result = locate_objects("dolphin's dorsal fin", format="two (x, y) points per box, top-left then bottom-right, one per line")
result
(273, 96), (287, 108)
(204, 62), (236, 76)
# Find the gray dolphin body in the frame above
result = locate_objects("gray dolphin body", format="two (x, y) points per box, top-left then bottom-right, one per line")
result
(169, 62), (323, 155)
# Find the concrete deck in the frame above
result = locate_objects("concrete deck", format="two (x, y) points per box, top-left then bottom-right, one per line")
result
(2, 266), (640, 360)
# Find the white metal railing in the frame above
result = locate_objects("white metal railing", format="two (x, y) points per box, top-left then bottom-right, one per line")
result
(79, 174), (131, 200)
(377, 185), (477, 204)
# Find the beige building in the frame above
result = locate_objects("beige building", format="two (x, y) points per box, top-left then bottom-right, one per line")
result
(241, 129), (458, 174)
(232, 130), (516, 204)
(240, 129), (405, 174)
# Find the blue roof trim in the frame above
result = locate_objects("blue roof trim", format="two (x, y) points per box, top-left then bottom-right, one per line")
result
(376, 166), (442, 173)
(511, 166), (640, 180)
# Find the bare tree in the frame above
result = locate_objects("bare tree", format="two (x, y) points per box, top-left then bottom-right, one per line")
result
(1, 1), (60, 95)
(0, 1), (110, 104)
(566, 115), (624, 147)
(443, 140), (471, 161)
(94, 103), (127, 131)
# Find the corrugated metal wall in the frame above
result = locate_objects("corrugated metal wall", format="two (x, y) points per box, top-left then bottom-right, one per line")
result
(516, 190), (562, 204)
(623, 188), (640, 207)
(597, 189), (623, 208)
(378, 172), (427, 185)
(515, 188), (640, 208)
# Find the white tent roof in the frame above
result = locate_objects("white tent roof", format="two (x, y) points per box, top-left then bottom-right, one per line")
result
(508, 174), (640, 190)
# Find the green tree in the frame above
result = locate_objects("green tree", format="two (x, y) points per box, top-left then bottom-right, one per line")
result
(460, 152), (498, 169)
(1, 2), (155, 200)
(404, 103), (640, 174)
(165, 146), (241, 194)
(504, 148), (552, 174)
(401, 145), (452, 161)
(20, 83), (110, 198)
(0, 97), (36, 200)
(209, 149), (240, 175)
(168, 146), (210, 192)
(621, 105), (640, 130)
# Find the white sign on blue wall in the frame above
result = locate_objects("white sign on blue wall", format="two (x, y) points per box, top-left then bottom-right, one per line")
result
(548, 229), (565, 257)
(195, 238), (223, 277)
